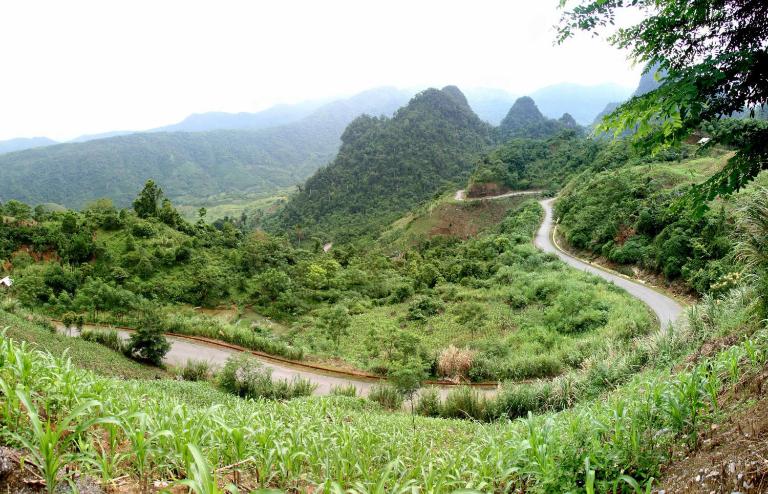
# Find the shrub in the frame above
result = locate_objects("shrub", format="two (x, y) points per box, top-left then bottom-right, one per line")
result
(504, 287), (530, 309)
(219, 354), (273, 398)
(544, 291), (608, 334)
(406, 295), (444, 322)
(441, 386), (487, 421)
(131, 220), (155, 238)
(388, 283), (413, 304)
(415, 387), (441, 417)
(0, 297), (21, 313)
(280, 377), (317, 399)
(125, 313), (170, 366)
(450, 302), (485, 333)
(437, 345), (476, 381)
(180, 359), (211, 382)
(492, 382), (553, 419)
(218, 353), (316, 400)
(330, 384), (358, 397)
(368, 384), (403, 411)
(80, 328), (124, 353)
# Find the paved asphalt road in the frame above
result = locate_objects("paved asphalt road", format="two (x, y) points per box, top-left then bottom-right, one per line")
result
(535, 198), (684, 329)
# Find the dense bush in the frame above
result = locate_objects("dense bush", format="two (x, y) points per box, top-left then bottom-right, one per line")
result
(219, 353), (316, 400)
(368, 384), (404, 411)
(125, 314), (170, 366)
(179, 359), (211, 382)
(406, 295), (444, 321)
(556, 156), (733, 294)
(79, 328), (124, 353)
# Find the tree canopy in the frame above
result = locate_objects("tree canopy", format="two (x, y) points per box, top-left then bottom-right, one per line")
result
(558, 0), (768, 207)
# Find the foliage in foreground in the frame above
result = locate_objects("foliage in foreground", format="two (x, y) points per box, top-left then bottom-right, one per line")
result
(0, 282), (765, 493)
(558, 0), (768, 207)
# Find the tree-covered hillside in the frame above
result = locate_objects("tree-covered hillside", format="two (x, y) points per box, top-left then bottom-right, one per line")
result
(266, 86), (494, 242)
(468, 131), (599, 196)
(0, 128), (336, 209)
(498, 96), (579, 139)
(555, 144), (742, 294)
(0, 88), (412, 209)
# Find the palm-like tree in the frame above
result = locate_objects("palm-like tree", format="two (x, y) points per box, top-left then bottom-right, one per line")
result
(734, 187), (768, 317)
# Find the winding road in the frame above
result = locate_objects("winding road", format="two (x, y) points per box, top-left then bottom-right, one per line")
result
(535, 198), (683, 329)
(58, 193), (683, 396)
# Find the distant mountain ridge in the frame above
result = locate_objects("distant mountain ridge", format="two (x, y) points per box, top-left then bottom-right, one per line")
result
(0, 82), (633, 155)
(0, 87), (412, 208)
(530, 83), (632, 125)
(498, 96), (580, 139)
(0, 136), (57, 154)
(592, 65), (665, 126)
(151, 100), (328, 133)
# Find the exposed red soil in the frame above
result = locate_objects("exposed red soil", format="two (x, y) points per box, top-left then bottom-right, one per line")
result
(428, 200), (519, 240)
(466, 182), (511, 199)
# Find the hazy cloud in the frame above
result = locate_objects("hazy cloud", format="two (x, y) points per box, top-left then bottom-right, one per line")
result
(0, 0), (641, 140)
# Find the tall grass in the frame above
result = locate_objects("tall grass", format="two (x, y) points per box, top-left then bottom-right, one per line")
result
(80, 328), (124, 353)
(159, 312), (304, 361)
(69, 309), (304, 361)
(367, 384), (404, 411)
(1, 285), (766, 492)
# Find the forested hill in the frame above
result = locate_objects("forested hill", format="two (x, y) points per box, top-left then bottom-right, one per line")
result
(0, 87), (411, 209)
(0, 127), (337, 209)
(265, 86), (494, 241)
(498, 96), (578, 139)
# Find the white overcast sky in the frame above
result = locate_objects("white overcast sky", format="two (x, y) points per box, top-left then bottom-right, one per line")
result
(0, 0), (642, 141)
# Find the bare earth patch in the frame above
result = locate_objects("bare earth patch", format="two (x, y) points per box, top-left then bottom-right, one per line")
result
(657, 367), (768, 493)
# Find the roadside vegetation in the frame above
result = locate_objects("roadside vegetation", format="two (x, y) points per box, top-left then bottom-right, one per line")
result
(555, 142), (762, 295)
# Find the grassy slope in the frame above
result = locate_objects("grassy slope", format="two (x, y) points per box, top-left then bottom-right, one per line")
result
(0, 305), (168, 379)
(379, 194), (531, 249)
(175, 188), (292, 223)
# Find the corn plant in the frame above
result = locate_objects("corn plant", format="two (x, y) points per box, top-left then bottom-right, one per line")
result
(13, 388), (116, 494)
(121, 411), (173, 493)
(179, 444), (237, 494)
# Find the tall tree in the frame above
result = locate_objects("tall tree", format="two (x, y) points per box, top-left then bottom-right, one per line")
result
(557, 0), (768, 207)
(132, 180), (164, 219)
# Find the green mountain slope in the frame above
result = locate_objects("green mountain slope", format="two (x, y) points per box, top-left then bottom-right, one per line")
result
(265, 86), (494, 241)
(0, 88), (411, 209)
(498, 96), (577, 139)
(468, 131), (600, 196)
(0, 128), (334, 209)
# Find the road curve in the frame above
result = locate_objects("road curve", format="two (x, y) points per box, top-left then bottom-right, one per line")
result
(454, 189), (542, 202)
(535, 198), (684, 328)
